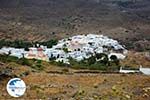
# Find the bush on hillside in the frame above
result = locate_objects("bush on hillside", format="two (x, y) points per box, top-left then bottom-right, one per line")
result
(31, 60), (44, 70)
(18, 58), (31, 66)
(39, 39), (58, 48)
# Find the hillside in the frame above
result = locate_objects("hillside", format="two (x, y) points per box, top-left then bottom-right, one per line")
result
(0, 1), (150, 99)
(0, 0), (150, 50)
(0, 59), (150, 99)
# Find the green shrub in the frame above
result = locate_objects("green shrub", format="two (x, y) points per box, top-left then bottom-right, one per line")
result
(88, 62), (107, 70)
(110, 55), (117, 61)
(39, 39), (58, 48)
(0, 54), (18, 63)
(62, 48), (69, 53)
(0, 39), (32, 49)
(0, 39), (58, 49)
(87, 56), (96, 65)
(32, 64), (44, 71)
(18, 58), (31, 66)
(31, 60), (44, 70)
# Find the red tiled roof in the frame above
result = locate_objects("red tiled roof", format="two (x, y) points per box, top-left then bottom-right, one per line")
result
(37, 48), (43, 51)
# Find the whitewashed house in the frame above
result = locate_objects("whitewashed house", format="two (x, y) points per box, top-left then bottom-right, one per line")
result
(0, 47), (25, 58)
(25, 47), (49, 61)
(45, 34), (127, 63)
(0, 34), (127, 64)
(55, 58), (70, 64)
(139, 66), (150, 75)
(10, 48), (26, 58)
(0, 47), (14, 55)
(119, 67), (139, 74)
(108, 53), (126, 60)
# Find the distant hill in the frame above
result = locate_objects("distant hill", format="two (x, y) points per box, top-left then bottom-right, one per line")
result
(0, 0), (150, 51)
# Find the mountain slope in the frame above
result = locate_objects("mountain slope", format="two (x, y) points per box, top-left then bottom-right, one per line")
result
(0, 0), (150, 50)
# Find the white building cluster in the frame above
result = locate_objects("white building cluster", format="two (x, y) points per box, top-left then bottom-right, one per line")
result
(0, 47), (26, 58)
(45, 34), (126, 63)
(0, 34), (127, 64)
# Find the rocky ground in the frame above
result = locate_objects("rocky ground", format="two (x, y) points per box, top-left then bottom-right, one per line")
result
(0, 72), (150, 100)
(0, 60), (150, 100)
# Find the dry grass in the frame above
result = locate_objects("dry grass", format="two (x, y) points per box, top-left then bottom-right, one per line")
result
(0, 71), (150, 99)
(0, 52), (150, 99)
(121, 51), (150, 68)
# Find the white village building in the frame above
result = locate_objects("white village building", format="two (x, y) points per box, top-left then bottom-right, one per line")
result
(0, 47), (26, 58)
(108, 53), (126, 60)
(119, 66), (150, 75)
(25, 47), (49, 61)
(47, 34), (126, 63)
(0, 34), (127, 64)
(139, 65), (150, 75)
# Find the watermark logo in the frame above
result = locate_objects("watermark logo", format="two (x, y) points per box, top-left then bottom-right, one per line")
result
(6, 78), (26, 97)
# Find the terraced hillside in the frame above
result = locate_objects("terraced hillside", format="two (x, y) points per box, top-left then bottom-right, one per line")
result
(0, 60), (150, 100)
(0, 0), (150, 50)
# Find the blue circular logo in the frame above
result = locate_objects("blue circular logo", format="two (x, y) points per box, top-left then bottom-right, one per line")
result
(6, 78), (26, 97)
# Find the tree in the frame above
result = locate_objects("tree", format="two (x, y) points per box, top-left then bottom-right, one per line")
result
(18, 58), (31, 66)
(101, 55), (109, 65)
(96, 53), (104, 59)
(63, 48), (69, 53)
(110, 55), (117, 61)
(40, 39), (58, 48)
(88, 56), (96, 65)
(110, 55), (119, 66)
(95, 53), (109, 65)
